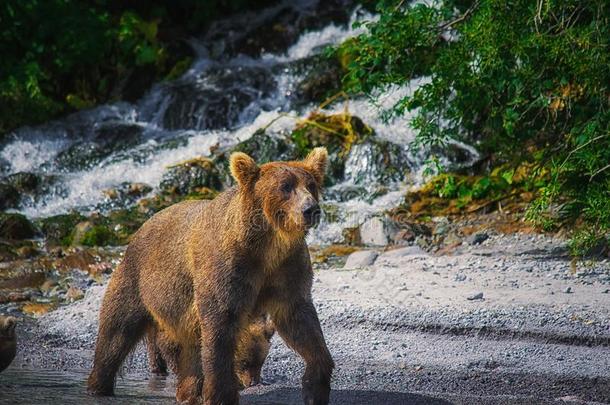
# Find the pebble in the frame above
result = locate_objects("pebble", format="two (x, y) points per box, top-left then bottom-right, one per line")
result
(468, 232), (489, 245)
(564, 287), (572, 294)
(467, 292), (484, 300)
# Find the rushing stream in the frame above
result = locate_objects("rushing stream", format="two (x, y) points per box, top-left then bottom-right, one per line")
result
(0, 1), (477, 247)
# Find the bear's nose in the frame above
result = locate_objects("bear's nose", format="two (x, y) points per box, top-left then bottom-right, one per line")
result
(302, 202), (321, 227)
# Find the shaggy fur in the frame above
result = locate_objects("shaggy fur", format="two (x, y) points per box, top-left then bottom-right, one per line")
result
(87, 148), (334, 405)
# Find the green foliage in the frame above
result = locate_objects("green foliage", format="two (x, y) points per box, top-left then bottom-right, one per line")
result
(0, 0), (273, 136)
(340, 0), (610, 249)
(80, 225), (118, 247)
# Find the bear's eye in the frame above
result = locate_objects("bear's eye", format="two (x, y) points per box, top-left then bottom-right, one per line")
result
(306, 180), (317, 193)
(280, 181), (293, 195)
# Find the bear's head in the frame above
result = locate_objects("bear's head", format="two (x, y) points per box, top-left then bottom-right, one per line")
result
(234, 315), (275, 388)
(230, 147), (327, 235)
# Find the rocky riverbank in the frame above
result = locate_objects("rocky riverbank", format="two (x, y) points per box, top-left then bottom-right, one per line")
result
(3, 232), (609, 404)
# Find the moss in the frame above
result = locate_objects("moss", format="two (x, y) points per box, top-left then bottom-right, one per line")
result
(79, 225), (119, 247)
(37, 212), (86, 246)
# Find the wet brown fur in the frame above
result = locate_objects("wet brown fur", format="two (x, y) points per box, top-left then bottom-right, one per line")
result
(88, 148), (334, 405)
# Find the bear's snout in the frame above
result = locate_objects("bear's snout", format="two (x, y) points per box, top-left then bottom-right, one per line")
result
(302, 201), (321, 227)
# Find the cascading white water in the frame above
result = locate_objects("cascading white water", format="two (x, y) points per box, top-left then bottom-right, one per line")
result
(0, 3), (477, 245)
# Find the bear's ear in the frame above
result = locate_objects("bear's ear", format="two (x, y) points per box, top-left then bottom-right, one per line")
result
(230, 152), (260, 188)
(303, 147), (328, 184)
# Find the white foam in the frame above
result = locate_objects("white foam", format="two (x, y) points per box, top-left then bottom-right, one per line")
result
(267, 8), (376, 62)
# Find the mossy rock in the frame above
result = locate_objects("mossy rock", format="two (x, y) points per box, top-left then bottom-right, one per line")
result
(71, 221), (119, 247)
(4, 172), (39, 193)
(290, 113), (373, 185)
(37, 212), (87, 246)
(0, 213), (38, 240)
(290, 54), (343, 106)
(232, 129), (297, 164)
(160, 157), (223, 195)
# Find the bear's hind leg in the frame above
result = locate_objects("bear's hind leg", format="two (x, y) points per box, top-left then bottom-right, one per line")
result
(146, 327), (168, 376)
(87, 283), (150, 396)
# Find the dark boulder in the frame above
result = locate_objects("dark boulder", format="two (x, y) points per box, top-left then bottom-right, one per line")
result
(160, 157), (223, 195)
(0, 213), (37, 240)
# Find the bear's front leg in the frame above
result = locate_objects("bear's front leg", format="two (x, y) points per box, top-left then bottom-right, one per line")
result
(198, 284), (255, 405)
(272, 300), (334, 405)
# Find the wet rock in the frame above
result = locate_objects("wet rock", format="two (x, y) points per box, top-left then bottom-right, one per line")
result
(208, 1), (351, 59)
(230, 129), (297, 166)
(54, 122), (143, 171)
(431, 140), (479, 172)
(160, 66), (276, 131)
(344, 250), (378, 270)
(4, 172), (39, 193)
(0, 183), (19, 210)
(100, 182), (153, 210)
(0, 172), (65, 208)
(343, 139), (410, 187)
(468, 232), (489, 245)
(37, 212), (87, 247)
(293, 55), (343, 105)
(0, 213), (37, 240)
(160, 157), (223, 195)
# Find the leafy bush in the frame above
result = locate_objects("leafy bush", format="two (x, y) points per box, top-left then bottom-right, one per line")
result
(340, 0), (610, 254)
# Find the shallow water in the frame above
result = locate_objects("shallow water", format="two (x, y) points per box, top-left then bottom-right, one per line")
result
(0, 367), (176, 405)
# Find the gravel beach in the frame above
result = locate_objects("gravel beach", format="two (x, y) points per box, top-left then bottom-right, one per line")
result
(2, 233), (609, 404)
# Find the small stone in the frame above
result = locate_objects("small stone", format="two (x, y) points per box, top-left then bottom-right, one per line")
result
(343, 250), (379, 269)
(467, 292), (484, 300)
(564, 287), (572, 294)
(468, 232), (489, 245)
(454, 273), (467, 282)
(602, 289), (609, 294)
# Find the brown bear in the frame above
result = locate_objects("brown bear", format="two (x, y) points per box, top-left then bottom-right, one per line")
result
(87, 148), (334, 405)
(146, 314), (275, 388)
(0, 316), (17, 373)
